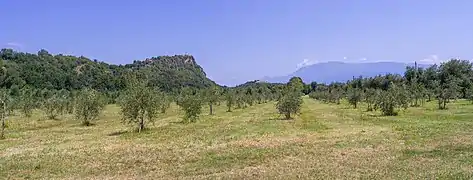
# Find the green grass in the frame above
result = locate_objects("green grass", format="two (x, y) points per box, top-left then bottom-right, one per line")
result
(1, 98), (473, 179)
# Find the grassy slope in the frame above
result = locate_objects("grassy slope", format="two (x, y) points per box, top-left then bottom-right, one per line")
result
(1, 97), (473, 179)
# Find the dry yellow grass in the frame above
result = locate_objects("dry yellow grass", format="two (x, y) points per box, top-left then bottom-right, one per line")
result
(1, 98), (473, 179)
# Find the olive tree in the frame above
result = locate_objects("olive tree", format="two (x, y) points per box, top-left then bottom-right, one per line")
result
(177, 88), (202, 123)
(235, 91), (245, 109)
(74, 88), (105, 126)
(119, 82), (162, 132)
(434, 78), (459, 110)
(159, 92), (171, 113)
(0, 89), (12, 139)
(42, 92), (64, 120)
(225, 89), (235, 112)
(276, 91), (303, 119)
(364, 88), (379, 111)
(204, 86), (220, 115)
(18, 86), (37, 118)
(376, 83), (410, 116)
(276, 81), (303, 120)
(347, 87), (363, 109)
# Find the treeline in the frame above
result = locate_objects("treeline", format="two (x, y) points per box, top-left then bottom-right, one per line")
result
(307, 59), (473, 115)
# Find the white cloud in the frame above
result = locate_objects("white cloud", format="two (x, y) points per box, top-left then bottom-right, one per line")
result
(360, 57), (367, 61)
(5, 42), (23, 48)
(297, 58), (317, 69)
(419, 55), (443, 64)
(343, 57), (347, 60)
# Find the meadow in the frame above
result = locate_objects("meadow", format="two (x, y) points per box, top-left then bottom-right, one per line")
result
(1, 97), (473, 179)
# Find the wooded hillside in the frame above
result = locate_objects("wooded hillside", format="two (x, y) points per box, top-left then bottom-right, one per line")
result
(0, 48), (216, 93)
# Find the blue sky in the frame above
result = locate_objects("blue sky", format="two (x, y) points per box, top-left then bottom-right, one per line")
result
(1, 1), (472, 86)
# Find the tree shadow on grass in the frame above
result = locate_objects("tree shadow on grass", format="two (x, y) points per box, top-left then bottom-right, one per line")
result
(23, 122), (64, 131)
(267, 116), (293, 121)
(339, 106), (353, 110)
(107, 130), (129, 136)
(366, 113), (388, 118)
(169, 121), (187, 124)
(169, 120), (200, 125)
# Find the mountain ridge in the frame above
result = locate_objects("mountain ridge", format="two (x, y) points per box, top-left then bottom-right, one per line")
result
(261, 61), (432, 84)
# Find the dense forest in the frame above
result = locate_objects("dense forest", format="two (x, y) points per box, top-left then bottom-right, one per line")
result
(1, 48), (473, 138)
(0, 48), (215, 94)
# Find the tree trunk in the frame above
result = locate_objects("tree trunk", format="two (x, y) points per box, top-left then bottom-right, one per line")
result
(209, 104), (213, 115)
(83, 120), (90, 126)
(285, 113), (291, 120)
(1, 101), (5, 139)
(354, 102), (357, 109)
(139, 117), (144, 133)
(227, 106), (231, 112)
(1, 116), (4, 139)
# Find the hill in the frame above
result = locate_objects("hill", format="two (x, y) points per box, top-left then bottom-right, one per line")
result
(262, 61), (431, 84)
(0, 49), (216, 93)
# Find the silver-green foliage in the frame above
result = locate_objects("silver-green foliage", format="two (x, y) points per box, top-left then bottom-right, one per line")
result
(159, 92), (171, 113)
(42, 93), (64, 120)
(225, 90), (235, 112)
(276, 90), (303, 120)
(74, 88), (105, 126)
(204, 86), (220, 115)
(0, 89), (13, 139)
(119, 83), (162, 132)
(376, 83), (410, 116)
(18, 87), (37, 118)
(177, 88), (202, 123)
(347, 87), (363, 109)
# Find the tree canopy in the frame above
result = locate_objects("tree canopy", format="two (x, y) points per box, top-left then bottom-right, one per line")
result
(0, 49), (216, 94)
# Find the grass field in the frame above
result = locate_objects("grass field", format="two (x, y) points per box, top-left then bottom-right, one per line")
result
(1, 97), (473, 179)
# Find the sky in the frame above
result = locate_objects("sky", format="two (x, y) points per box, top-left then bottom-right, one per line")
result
(1, 0), (473, 86)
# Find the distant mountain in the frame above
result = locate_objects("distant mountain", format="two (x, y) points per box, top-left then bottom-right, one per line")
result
(261, 61), (431, 84)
